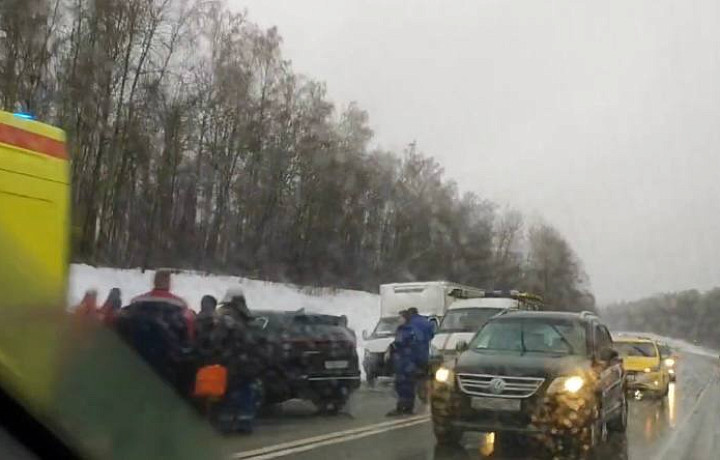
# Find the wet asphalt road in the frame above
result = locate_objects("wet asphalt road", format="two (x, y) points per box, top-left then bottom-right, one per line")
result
(223, 351), (720, 460)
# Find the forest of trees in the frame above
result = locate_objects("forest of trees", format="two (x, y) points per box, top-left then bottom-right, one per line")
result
(0, 0), (594, 309)
(603, 288), (720, 348)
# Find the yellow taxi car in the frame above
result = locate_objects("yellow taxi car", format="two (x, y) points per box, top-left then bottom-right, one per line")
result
(614, 337), (670, 398)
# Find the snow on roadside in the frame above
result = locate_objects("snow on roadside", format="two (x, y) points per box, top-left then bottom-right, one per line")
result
(69, 264), (382, 378)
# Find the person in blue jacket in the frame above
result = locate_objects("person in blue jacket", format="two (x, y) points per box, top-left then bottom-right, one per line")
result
(387, 310), (418, 416)
(407, 307), (434, 402)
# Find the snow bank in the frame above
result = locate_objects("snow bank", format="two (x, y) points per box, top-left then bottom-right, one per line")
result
(69, 264), (382, 377)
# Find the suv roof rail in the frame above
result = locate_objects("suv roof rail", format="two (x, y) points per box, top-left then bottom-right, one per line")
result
(579, 311), (598, 319)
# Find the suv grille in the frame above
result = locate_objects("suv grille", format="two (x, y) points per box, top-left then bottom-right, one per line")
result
(457, 373), (545, 399)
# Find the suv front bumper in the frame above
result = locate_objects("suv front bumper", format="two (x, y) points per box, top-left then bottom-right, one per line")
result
(432, 383), (597, 436)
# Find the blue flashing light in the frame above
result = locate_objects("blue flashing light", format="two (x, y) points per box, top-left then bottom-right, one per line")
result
(13, 112), (35, 121)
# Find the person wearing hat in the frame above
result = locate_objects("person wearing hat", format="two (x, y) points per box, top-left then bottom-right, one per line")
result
(212, 287), (264, 433)
(387, 310), (419, 416)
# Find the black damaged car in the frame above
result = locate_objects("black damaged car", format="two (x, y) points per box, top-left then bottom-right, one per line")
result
(252, 310), (361, 414)
(431, 311), (627, 457)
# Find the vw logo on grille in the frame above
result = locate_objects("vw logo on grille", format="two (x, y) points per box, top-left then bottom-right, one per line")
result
(489, 378), (506, 394)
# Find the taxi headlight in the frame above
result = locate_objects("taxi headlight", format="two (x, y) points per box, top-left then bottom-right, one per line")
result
(435, 367), (452, 384)
(548, 375), (585, 394)
(664, 358), (675, 367)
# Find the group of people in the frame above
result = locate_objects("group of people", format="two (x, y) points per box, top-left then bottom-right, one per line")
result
(388, 307), (435, 416)
(73, 270), (265, 433)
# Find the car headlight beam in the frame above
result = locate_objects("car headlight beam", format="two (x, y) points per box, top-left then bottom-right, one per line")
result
(664, 358), (675, 367)
(548, 375), (585, 394)
(435, 367), (452, 384)
(563, 376), (585, 393)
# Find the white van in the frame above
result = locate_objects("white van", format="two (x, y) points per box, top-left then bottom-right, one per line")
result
(429, 292), (543, 370)
(362, 282), (484, 384)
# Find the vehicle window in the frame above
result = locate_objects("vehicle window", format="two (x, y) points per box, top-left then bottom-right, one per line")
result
(615, 342), (658, 357)
(595, 325), (612, 352)
(372, 317), (402, 337)
(438, 308), (503, 333)
(658, 344), (672, 358)
(471, 318), (586, 355)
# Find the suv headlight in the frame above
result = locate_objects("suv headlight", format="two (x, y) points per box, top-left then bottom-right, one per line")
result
(435, 367), (453, 384)
(547, 375), (585, 394)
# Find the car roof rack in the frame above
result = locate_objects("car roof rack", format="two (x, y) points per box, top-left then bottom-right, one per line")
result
(579, 311), (599, 319)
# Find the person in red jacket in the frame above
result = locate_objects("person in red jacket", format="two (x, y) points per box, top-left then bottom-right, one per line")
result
(132, 269), (196, 340)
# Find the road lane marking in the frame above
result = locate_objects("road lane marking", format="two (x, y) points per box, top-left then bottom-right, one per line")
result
(231, 415), (430, 459)
(232, 418), (430, 460)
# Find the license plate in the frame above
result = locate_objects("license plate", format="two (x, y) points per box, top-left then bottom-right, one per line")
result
(471, 397), (521, 412)
(324, 360), (349, 370)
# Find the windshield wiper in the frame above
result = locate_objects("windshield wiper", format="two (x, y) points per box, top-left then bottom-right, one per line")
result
(548, 324), (575, 354)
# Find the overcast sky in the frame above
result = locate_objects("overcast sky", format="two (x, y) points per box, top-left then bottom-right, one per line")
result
(230, 0), (720, 304)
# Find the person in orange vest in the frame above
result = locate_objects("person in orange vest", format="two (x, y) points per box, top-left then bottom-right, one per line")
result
(132, 270), (196, 340)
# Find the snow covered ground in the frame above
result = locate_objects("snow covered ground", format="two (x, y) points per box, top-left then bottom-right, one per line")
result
(69, 264), (381, 377)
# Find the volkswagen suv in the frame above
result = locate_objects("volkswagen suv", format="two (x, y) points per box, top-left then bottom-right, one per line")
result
(431, 311), (626, 456)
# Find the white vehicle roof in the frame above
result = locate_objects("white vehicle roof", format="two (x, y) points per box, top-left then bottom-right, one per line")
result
(447, 297), (519, 311)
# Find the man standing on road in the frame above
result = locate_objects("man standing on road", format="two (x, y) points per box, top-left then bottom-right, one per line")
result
(117, 270), (195, 399)
(387, 310), (418, 416)
(407, 307), (434, 402)
(213, 288), (264, 433)
(132, 269), (196, 341)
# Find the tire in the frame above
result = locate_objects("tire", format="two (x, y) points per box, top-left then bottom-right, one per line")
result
(496, 433), (525, 455)
(433, 421), (462, 446)
(431, 390), (461, 445)
(314, 395), (347, 415)
(557, 403), (605, 459)
(607, 394), (628, 433)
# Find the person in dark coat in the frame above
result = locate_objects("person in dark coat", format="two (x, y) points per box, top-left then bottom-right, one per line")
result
(116, 271), (195, 400)
(212, 287), (264, 433)
(195, 295), (218, 366)
(387, 310), (418, 416)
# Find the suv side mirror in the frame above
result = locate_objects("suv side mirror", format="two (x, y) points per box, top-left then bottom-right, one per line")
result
(455, 340), (469, 353)
(599, 347), (618, 362)
(362, 330), (369, 340)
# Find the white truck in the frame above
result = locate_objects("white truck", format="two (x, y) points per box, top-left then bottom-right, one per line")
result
(362, 281), (485, 384)
(428, 291), (543, 372)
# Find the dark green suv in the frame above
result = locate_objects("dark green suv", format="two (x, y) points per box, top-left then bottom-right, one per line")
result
(431, 311), (627, 456)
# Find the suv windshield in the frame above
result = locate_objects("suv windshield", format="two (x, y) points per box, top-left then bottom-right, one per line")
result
(616, 342), (658, 357)
(438, 308), (504, 333)
(372, 317), (402, 337)
(471, 318), (587, 355)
